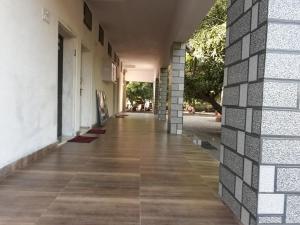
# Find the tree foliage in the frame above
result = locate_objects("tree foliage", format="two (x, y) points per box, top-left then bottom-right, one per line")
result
(126, 82), (153, 105)
(185, 0), (227, 113)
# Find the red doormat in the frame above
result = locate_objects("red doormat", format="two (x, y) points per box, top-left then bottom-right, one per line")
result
(87, 128), (106, 134)
(68, 136), (98, 143)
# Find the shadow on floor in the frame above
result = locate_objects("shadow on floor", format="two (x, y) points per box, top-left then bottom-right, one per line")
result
(183, 113), (221, 161)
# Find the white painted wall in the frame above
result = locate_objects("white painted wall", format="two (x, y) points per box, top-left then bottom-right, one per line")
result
(93, 51), (115, 118)
(0, 0), (119, 169)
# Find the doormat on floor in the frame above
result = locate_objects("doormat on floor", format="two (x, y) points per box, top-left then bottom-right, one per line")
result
(201, 141), (217, 150)
(68, 136), (98, 143)
(87, 128), (106, 134)
(115, 115), (126, 118)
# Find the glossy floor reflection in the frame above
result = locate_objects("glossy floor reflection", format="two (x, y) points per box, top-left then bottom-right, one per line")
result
(0, 113), (239, 225)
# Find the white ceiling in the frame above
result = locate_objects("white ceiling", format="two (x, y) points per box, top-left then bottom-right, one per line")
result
(125, 69), (156, 83)
(89, 0), (213, 75)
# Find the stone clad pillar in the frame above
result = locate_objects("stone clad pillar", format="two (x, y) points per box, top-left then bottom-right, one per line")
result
(158, 68), (168, 120)
(168, 42), (185, 135)
(154, 77), (159, 114)
(220, 0), (300, 224)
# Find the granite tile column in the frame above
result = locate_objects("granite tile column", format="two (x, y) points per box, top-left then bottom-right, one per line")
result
(167, 42), (185, 135)
(220, 0), (300, 224)
(158, 68), (168, 120)
(154, 77), (159, 114)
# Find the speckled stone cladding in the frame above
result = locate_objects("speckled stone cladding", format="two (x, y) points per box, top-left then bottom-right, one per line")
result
(220, 0), (300, 224)
(167, 42), (185, 135)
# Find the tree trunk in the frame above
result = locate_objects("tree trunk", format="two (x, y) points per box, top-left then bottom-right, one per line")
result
(199, 95), (222, 114)
(207, 96), (222, 114)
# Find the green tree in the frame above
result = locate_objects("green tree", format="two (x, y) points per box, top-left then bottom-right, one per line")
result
(126, 82), (153, 106)
(185, 0), (227, 113)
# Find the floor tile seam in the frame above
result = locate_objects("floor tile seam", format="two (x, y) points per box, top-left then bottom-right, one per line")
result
(139, 198), (221, 204)
(19, 169), (77, 176)
(85, 157), (140, 161)
(75, 171), (140, 177)
(0, 189), (62, 195)
(139, 185), (214, 190)
(139, 214), (226, 221)
(32, 188), (64, 225)
(139, 173), (206, 177)
(53, 195), (140, 203)
(14, 169), (77, 176)
(183, 151), (220, 196)
(36, 172), (79, 222)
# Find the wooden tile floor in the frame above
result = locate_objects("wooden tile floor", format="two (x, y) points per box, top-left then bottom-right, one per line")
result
(0, 113), (239, 225)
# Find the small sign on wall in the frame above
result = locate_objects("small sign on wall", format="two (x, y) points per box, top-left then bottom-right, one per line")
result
(42, 8), (50, 24)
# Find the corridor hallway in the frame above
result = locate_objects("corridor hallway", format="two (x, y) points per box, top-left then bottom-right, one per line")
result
(0, 114), (239, 225)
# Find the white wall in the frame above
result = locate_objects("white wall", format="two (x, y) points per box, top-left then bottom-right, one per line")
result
(93, 50), (115, 119)
(0, 0), (119, 169)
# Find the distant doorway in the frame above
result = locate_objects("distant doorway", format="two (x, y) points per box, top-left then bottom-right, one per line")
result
(125, 82), (153, 112)
(57, 22), (76, 139)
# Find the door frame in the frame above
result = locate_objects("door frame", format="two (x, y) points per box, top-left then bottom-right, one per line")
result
(79, 44), (93, 129)
(57, 34), (64, 138)
(58, 21), (78, 138)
